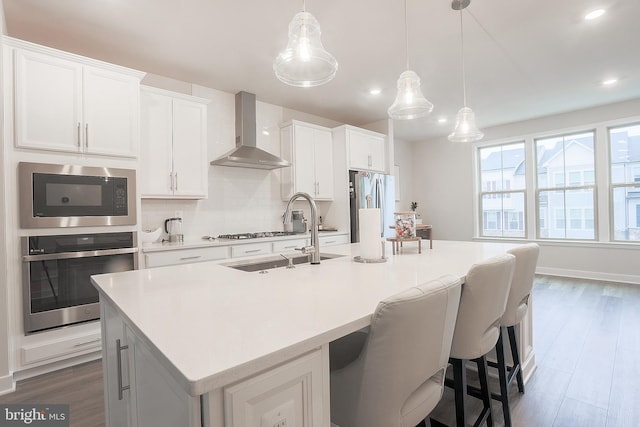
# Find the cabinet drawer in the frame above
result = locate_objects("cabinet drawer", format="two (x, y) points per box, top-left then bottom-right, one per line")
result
(21, 331), (102, 366)
(145, 246), (229, 268)
(230, 242), (271, 258)
(272, 238), (308, 252)
(319, 234), (349, 246)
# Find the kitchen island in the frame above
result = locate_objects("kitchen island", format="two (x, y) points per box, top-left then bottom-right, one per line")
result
(92, 240), (535, 427)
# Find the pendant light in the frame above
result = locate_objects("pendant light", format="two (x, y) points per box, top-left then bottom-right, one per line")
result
(273, 0), (338, 87)
(388, 0), (434, 120)
(448, 0), (484, 142)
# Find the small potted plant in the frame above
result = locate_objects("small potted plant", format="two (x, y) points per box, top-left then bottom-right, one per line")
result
(410, 201), (423, 224)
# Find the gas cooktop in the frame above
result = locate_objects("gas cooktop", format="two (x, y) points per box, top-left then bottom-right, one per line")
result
(216, 231), (300, 240)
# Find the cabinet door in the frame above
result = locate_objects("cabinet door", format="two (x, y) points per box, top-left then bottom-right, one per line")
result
(83, 66), (140, 157)
(140, 91), (174, 197)
(293, 124), (317, 196)
(347, 129), (372, 171)
(126, 327), (200, 427)
(172, 99), (208, 198)
(101, 302), (133, 427)
(14, 49), (83, 152)
(313, 129), (334, 200)
(368, 134), (386, 172)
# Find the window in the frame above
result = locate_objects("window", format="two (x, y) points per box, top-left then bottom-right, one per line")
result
(478, 143), (526, 237)
(610, 124), (640, 241)
(536, 132), (596, 240)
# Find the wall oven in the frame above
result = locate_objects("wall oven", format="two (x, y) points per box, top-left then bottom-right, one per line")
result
(19, 162), (136, 228)
(22, 232), (138, 334)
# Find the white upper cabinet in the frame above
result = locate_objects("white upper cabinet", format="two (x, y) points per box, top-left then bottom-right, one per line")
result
(280, 120), (334, 201)
(11, 40), (143, 157)
(140, 86), (209, 199)
(333, 125), (387, 173)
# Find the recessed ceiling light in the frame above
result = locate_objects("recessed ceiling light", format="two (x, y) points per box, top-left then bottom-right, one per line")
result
(584, 9), (605, 20)
(437, 117), (448, 124)
(369, 88), (382, 96)
(602, 78), (618, 86)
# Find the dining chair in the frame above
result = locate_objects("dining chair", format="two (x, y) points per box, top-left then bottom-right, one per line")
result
(329, 275), (463, 427)
(434, 253), (515, 427)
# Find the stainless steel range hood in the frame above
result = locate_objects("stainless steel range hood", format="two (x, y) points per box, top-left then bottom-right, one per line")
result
(210, 91), (290, 170)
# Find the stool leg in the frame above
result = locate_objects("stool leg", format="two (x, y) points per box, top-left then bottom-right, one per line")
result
(507, 326), (525, 393)
(495, 328), (512, 427)
(451, 358), (468, 427)
(476, 356), (494, 427)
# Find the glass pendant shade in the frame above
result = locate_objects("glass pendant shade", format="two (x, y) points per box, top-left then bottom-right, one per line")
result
(387, 70), (434, 120)
(273, 11), (338, 87)
(448, 106), (484, 142)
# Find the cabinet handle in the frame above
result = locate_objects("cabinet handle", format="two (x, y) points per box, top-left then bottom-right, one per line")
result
(175, 172), (178, 191)
(368, 155), (372, 167)
(170, 173), (174, 191)
(180, 256), (201, 261)
(116, 338), (130, 400)
(244, 249), (261, 254)
(77, 123), (82, 148)
(85, 123), (89, 148)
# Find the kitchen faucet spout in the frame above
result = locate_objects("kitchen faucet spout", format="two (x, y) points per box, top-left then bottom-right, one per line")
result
(283, 192), (320, 264)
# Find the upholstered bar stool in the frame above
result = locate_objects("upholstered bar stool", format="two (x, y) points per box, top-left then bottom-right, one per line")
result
(329, 275), (463, 427)
(433, 253), (515, 427)
(491, 243), (540, 427)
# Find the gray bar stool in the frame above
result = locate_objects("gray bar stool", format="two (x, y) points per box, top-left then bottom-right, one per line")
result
(329, 275), (463, 427)
(432, 253), (515, 427)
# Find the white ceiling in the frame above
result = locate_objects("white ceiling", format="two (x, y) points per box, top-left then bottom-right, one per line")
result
(3, 0), (640, 142)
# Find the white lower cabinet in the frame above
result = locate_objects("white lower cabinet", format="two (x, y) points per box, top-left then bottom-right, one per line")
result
(319, 234), (350, 247)
(145, 246), (229, 268)
(230, 242), (271, 258)
(272, 238), (309, 252)
(102, 298), (330, 427)
(101, 301), (200, 427)
(223, 348), (329, 427)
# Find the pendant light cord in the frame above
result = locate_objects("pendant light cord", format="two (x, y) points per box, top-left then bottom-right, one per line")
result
(404, 0), (410, 70)
(302, 0), (306, 12)
(459, 9), (467, 107)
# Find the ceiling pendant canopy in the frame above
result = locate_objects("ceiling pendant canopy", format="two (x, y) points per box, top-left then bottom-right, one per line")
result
(273, 1), (338, 87)
(388, 0), (434, 120)
(448, 0), (483, 142)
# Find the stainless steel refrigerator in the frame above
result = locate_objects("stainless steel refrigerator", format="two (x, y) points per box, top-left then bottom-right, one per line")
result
(349, 170), (396, 243)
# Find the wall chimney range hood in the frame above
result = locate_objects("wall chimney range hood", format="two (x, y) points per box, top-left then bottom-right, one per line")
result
(210, 91), (290, 170)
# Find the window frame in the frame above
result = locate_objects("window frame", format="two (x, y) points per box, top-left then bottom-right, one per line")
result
(608, 122), (640, 242)
(534, 130), (598, 241)
(477, 141), (527, 238)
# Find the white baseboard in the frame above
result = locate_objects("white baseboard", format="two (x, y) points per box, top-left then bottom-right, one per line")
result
(0, 373), (16, 396)
(536, 267), (640, 285)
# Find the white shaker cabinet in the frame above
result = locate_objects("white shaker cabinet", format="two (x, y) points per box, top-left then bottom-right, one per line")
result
(101, 301), (201, 427)
(140, 86), (209, 199)
(281, 121), (334, 201)
(333, 125), (386, 173)
(11, 40), (143, 157)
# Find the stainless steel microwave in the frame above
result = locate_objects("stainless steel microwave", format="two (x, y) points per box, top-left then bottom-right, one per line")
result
(19, 162), (137, 228)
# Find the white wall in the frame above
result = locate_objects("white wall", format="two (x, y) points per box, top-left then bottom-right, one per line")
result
(410, 98), (640, 283)
(0, 0), (13, 395)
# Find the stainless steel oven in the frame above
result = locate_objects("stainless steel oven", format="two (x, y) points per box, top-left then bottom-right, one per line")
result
(22, 232), (138, 334)
(19, 162), (136, 228)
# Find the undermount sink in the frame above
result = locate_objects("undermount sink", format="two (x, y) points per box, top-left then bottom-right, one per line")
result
(222, 253), (344, 272)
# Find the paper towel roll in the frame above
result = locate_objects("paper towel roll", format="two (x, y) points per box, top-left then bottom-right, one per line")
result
(359, 208), (382, 260)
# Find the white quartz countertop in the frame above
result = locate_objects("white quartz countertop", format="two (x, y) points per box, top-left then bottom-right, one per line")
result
(141, 230), (347, 253)
(92, 240), (518, 396)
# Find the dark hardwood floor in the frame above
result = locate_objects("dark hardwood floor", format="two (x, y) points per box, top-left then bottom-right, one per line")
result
(1, 275), (639, 427)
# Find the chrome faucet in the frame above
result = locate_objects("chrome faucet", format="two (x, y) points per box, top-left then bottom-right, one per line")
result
(283, 192), (320, 264)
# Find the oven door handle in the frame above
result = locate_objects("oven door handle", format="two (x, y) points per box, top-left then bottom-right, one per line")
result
(23, 247), (138, 262)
